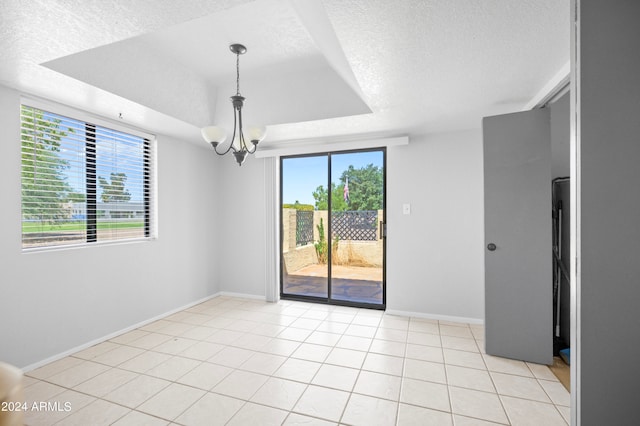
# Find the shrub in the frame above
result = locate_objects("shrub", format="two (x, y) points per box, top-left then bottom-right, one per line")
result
(314, 219), (342, 265)
(314, 218), (328, 264)
(283, 203), (314, 211)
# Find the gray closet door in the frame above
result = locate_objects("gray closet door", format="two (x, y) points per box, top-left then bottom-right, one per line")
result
(483, 108), (553, 365)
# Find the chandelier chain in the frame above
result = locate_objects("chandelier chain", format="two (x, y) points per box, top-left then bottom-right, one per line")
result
(236, 53), (241, 96)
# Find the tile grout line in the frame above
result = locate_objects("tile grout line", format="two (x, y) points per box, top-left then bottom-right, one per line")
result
(437, 318), (455, 425)
(24, 296), (567, 426)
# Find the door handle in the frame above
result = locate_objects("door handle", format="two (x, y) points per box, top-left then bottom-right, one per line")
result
(487, 243), (497, 251)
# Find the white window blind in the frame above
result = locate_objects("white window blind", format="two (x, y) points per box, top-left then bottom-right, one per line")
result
(20, 104), (154, 249)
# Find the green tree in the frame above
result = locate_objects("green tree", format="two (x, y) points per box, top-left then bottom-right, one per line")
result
(21, 106), (74, 223)
(312, 182), (348, 211)
(340, 164), (383, 211)
(98, 172), (131, 203)
(66, 192), (86, 203)
(312, 163), (383, 211)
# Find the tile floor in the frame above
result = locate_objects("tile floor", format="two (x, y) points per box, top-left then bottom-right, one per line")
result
(22, 296), (570, 425)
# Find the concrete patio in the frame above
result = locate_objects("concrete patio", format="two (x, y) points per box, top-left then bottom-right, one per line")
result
(283, 265), (383, 305)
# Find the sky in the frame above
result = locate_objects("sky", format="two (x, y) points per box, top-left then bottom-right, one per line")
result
(282, 150), (383, 206)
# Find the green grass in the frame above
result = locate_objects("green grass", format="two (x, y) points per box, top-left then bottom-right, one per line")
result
(22, 221), (143, 233)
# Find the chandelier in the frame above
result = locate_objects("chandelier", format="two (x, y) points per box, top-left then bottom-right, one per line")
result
(201, 43), (267, 166)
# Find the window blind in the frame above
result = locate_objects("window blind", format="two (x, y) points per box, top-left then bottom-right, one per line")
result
(20, 105), (154, 249)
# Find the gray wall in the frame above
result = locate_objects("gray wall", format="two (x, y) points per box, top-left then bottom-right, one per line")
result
(0, 85), (220, 369)
(575, 1), (640, 424)
(550, 91), (570, 179)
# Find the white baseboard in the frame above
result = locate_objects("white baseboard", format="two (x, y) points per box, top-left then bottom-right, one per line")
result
(217, 291), (267, 301)
(21, 293), (220, 372)
(385, 309), (484, 325)
(21, 294), (481, 372)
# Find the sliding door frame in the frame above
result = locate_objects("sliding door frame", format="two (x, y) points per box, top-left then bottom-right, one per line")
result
(279, 147), (387, 310)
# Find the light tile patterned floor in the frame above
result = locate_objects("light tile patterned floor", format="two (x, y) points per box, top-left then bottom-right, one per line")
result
(23, 296), (570, 425)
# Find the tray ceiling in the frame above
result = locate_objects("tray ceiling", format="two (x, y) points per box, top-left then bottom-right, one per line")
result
(0, 0), (569, 145)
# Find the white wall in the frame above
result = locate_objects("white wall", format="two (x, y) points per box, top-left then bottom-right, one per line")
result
(386, 131), (485, 321)
(215, 154), (268, 298)
(0, 85), (220, 369)
(213, 130), (485, 322)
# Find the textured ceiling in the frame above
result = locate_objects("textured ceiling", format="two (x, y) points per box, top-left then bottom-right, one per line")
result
(43, 0), (372, 128)
(140, 0), (321, 82)
(0, 0), (569, 146)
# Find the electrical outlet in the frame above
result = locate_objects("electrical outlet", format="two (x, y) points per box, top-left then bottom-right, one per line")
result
(403, 203), (411, 215)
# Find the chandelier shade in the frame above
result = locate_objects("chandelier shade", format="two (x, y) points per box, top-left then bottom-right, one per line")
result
(201, 126), (227, 147)
(202, 43), (267, 166)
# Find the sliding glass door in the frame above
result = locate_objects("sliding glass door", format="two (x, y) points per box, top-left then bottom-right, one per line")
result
(281, 155), (329, 299)
(330, 151), (384, 305)
(280, 148), (385, 309)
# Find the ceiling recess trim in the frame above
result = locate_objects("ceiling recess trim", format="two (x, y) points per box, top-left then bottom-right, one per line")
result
(254, 135), (409, 158)
(524, 61), (571, 110)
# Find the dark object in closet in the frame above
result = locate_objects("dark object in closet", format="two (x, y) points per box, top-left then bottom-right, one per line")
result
(552, 177), (571, 355)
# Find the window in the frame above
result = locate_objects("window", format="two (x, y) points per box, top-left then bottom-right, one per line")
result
(21, 104), (154, 249)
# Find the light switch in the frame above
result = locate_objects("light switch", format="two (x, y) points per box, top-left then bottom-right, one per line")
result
(403, 203), (411, 215)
